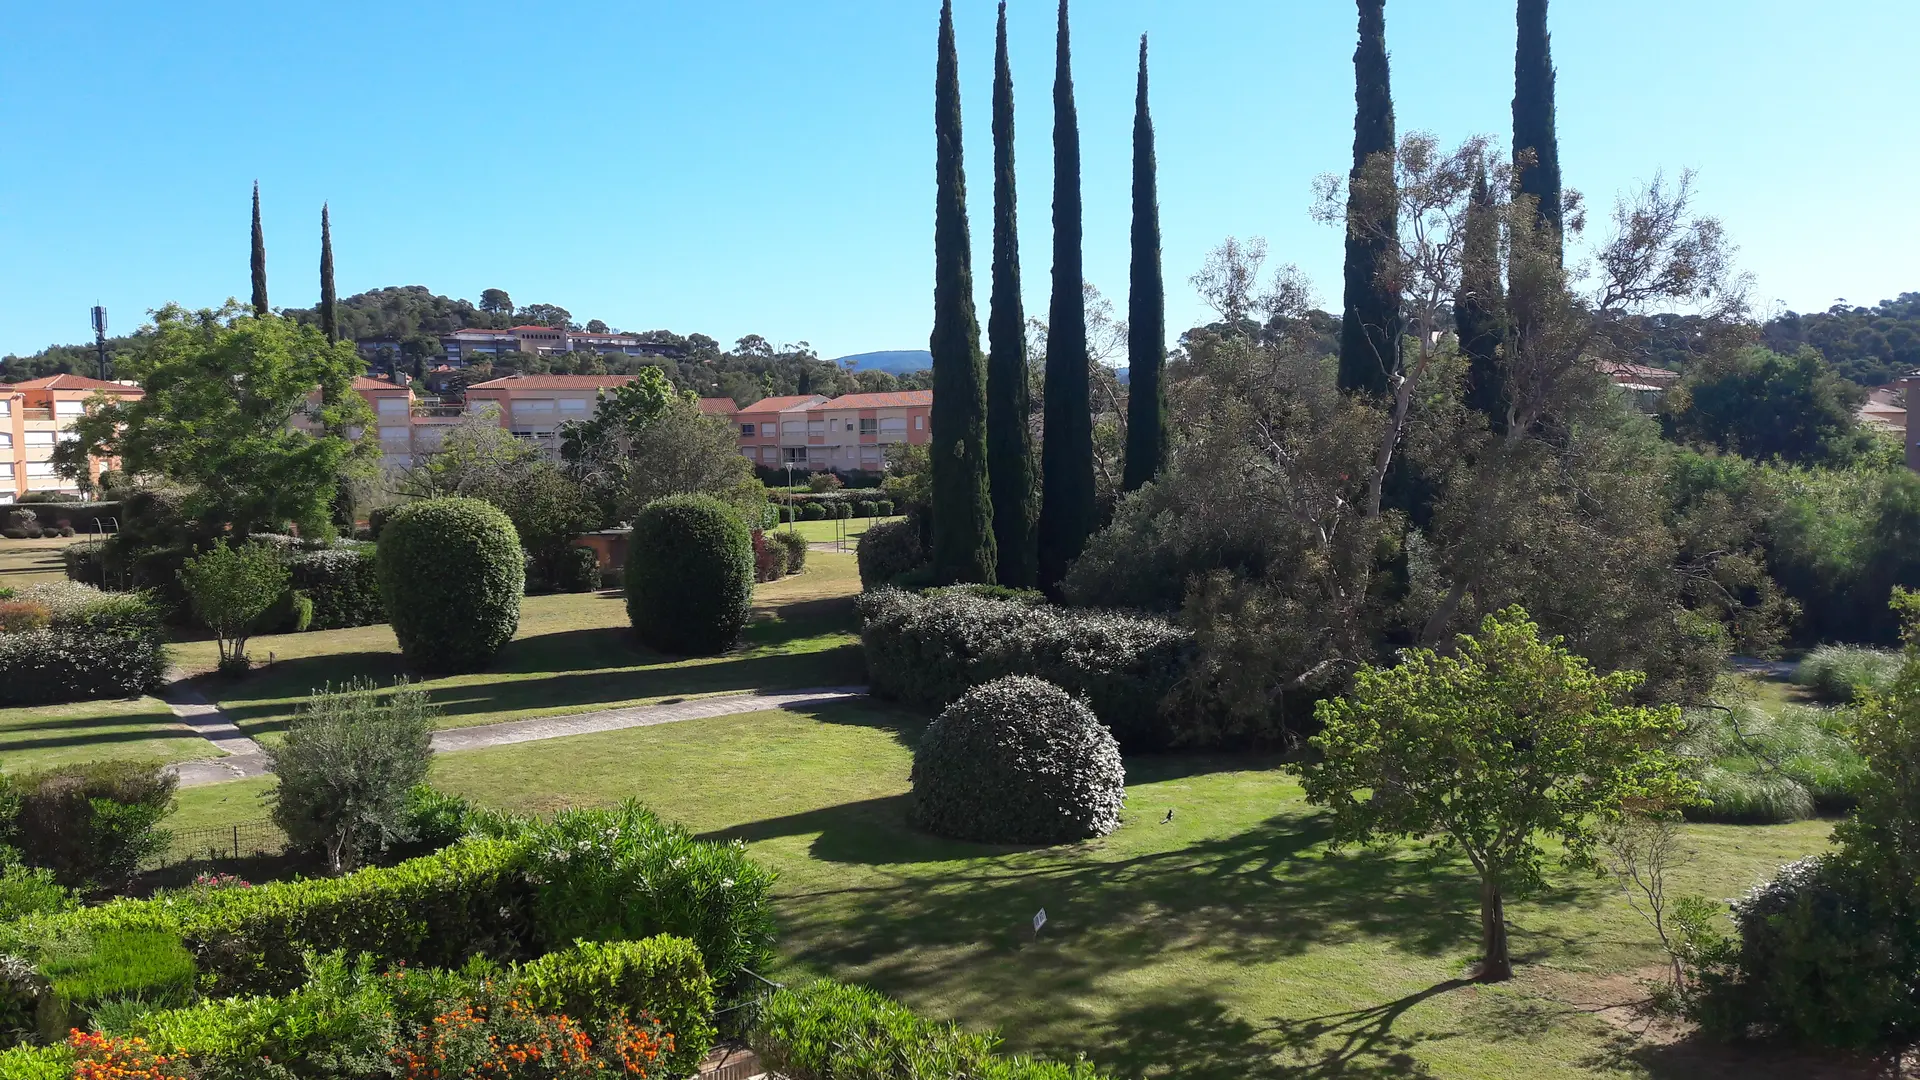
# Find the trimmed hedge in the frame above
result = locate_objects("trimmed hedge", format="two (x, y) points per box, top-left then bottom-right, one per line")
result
(553, 546), (602, 593)
(911, 677), (1126, 844)
(857, 519), (924, 590)
(519, 936), (716, 1078)
(858, 589), (1192, 750)
(9, 762), (177, 892)
(771, 530), (808, 574)
(752, 980), (1111, 1080)
(376, 498), (524, 673)
(0, 803), (775, 1012)
(287, 547), (384, 630)
(627, 496), (754, 656)
(0, 629), (168, 707)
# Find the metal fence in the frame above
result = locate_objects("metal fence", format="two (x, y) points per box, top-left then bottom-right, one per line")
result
(153, 818), (285, 869)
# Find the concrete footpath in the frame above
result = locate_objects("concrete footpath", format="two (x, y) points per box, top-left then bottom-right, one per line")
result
(161, 684), (867, 789)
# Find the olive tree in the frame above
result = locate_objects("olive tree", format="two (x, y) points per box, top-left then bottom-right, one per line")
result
(1298, 606), (1694, 981)
(265, 679), (436, 875)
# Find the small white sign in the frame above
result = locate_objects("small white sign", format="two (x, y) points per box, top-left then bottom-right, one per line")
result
(1033, 908), (1048, 934)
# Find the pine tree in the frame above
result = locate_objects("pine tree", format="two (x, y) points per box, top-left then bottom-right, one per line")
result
(1122, 34), (1168, 494)
(1456, 166), (1507, 433)
(250, 181), (269, 317)
(1037, 0), (1095, 596)
(319, 203), (339, 345)
(987, 0), (1038, 589)
(929, 0), (997, 585)
(1336, 0), (1400, 398)
(1513, 0), (1563, 256)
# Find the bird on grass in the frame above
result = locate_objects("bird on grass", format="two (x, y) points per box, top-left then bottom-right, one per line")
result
(1162, 809), (1175, 824)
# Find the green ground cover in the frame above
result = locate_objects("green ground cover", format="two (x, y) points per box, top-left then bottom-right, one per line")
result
(0, 535), (75, 587)
(0, 697), (212, 775)
(423, 699), (1836, 1080)
(170, 554), (865, 742)
(778, 515), (904, 545)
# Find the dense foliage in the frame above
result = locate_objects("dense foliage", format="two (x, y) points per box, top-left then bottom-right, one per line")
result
(910, 676), (1125, 844)
(0, 628), (168, 707)
(517, 936), (716, 1077)
(4, 762), (177, 892)
(286, 546), (385, 630)
(179, 539), (289, 668)
(1679, 703), (1864, 823)
(376, 498), (524, 673)
(1663, 347), (1871, 464)
(857, 519), (926, 590)
(625, 495), (754, 656)
(858, 588), (1190, 750)
(1764, 293), (1920, 386)
(266, 681), (438, 875)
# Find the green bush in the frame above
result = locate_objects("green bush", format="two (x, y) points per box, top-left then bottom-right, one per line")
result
(367, 505), (396, 540)
(15, 493), (76, 505)
(0, 803), (775, 1003)
(0, 865), (73, 923)
(859, 589), (1193, 750)
(14, 581), (160, 631)
(800, 502), (828, 521)
(518, 936), (716, 1077)
(0, 1045), (65, 1080)
(287, 547), (384, 630)
(1685, 767), (1816, 824)
(38, 927), (197, 1029)
(772, 530), (808, 574)
(8, 762), (177, 891)
(399, 784), (480, 851)
(1679, 703), (1867, 819)
(752, 980), (1111, 1080)
(0, 629), (168, 707)
(857, 519), (925, 590)
(754, 534), (789, 583)
(376, 498), (524, 673)
(911, 677), (1126, 844)
(180, 540), (289, 667)
(265, 681), (437, 875)
(626, 495), (753, 656)
(1795, 644), (1902, 703)
(553, 546), (602, 593)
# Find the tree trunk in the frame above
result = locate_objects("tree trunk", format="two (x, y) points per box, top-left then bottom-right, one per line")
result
(1479, 880), (1513, 981)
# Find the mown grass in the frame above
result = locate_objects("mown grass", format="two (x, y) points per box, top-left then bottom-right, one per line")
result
(0, 535), (75, 587)
(424, 699), (1836, 1080)
(169, 554), (866, 743)
(778, 515), (904, 544)
(0, 697), (214, 775)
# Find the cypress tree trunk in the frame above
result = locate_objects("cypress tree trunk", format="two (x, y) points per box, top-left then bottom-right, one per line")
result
(1456, 166), (1507, 433)
(987, 0), (1038, 589)
(1336, 0), (1400, 398)
(1037, 0), (1094, 597)
(251, 181), (269, 317)
(1513, 0), (1563, 257)
(1122, 34), (1167, 494)
(319, 203), (339, 345)
(929, 0), (997, 585)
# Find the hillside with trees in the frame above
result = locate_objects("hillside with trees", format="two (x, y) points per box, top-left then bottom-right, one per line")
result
(1764, 292), (1920, 386)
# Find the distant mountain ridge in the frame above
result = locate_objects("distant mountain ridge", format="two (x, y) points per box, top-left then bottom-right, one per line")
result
(833, 350), (933, 375)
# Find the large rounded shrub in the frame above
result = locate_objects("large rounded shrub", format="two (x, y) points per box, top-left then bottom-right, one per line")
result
(857, 518), (924, 590)
(376, 498), (524, 673)
(626, 495), (754, 656)
(909, 676), (1125, 844)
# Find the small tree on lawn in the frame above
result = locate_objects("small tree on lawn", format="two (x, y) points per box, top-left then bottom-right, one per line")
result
(179, 540), (289, 673)
(1298, 606), (1693, 981)
(265, 679), (436, 875)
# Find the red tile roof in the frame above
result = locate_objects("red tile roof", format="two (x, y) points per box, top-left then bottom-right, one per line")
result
(352, 376), (408, 391)
(737, 394), (829, 415)
(466, 374), (638, 390)
(817, 390), (933, 410)
(1597, 361), (1679, 383)
(9, 374), (143, 393)
(698, 397), (739, 415)
(508, 325), (568, 334)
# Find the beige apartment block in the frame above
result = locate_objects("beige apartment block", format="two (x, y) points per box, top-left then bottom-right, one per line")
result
(0, 374), (143, 503)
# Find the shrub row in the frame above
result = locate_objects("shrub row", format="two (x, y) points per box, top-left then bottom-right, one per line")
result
(0, 628), (168, 707)
(752, 980), (1110, 1080)
(858, 589), (1193, 750)
(3, 501), (119, 533)
(286, 546), (385, 630)
(776, 499), (896, 523)
(0, 802), (773, 1012)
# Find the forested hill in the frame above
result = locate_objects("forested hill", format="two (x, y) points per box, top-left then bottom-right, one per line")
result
(1764, 293), (1920, 386)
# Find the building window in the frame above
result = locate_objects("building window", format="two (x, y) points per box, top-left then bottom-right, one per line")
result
(859, 418), (878, 435)
(380, 426), (410, 442)
(915, 416), (925, 431)
(27, 462), (57, 477)
(740, 423), (756, 436)
(377, 397), (408, 416)
(781, 421), (805, 435)
(55, 401), (85, 417)
(784, 447), (807, 464)
(880, 418), (907, 434)
(0, 433), (9, 447)
(0, 400), (11, 416)
(559, 399), (589, 414)
(807, 421), (826, 436)
(25, 432), (53, 446)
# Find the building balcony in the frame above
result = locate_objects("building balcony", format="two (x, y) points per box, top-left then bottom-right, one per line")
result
(21, 409), (54, 422)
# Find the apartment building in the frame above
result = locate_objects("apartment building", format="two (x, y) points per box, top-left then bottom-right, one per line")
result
(732, 390), (931, 474)
(440, 327), (679, 366)
(0, 374), (142, 504)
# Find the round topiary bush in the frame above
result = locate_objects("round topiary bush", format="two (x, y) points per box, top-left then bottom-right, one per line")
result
(375, 497), (524, 673)
(801, 503), (828, 521)
(909, 676), (1125, 844)
(627, 495), (754, 656)
(857, 518), (925, 590)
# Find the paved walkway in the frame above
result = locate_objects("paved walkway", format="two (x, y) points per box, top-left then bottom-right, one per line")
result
(161, 682), (867, 788)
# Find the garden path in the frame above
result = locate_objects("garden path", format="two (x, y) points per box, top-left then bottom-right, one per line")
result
(160, 682), (867, 788)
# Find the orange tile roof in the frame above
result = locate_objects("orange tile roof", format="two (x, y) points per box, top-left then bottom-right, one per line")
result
(508, 325), (567, 334)
(698, 397), (739, 414)
(10, 373), (143, 393)
(466, 374), (638, 390)
(352, 376), (408, 391)
(737, 394), (829, 415)
(817, 390), (933, 410)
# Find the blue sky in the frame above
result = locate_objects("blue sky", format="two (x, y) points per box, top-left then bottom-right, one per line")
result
(2, 1), (1914, 362)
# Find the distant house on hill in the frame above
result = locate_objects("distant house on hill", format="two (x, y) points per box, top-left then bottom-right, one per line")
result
(1597, 361), (1680, 412)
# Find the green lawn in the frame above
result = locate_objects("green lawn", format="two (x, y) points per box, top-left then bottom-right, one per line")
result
(423, 699), (1837, 1080)
(0, 697), (216, 775)
(780, 515), (903, 545)
(0, 535), (76, 587)
(169, 554), (866, 742)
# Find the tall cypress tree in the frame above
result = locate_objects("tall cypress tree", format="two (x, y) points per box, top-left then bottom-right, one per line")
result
(250, 181), (269, 317)
(987, 0), (1038, 589)
(1513, 0), (1563, 256)
(1456, 165), (1507, 433)
(929, 0), (996, 585)
(1336, 0), (1400, 398)
(319, 203), (339, 345)
(1122, 34), (1167, 493)
(1038, 0), (1094, 596)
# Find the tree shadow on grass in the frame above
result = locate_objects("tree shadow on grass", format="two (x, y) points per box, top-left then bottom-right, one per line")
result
(0, 724), (208, 754)
(1582, 1026), (1897, 1080)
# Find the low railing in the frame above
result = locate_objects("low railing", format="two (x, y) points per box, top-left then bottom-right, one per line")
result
(20, 408), (54, 421)
(152, 818), (285, 870)
(713, 969), (785, 1042)
(411, 404), (466, 418)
